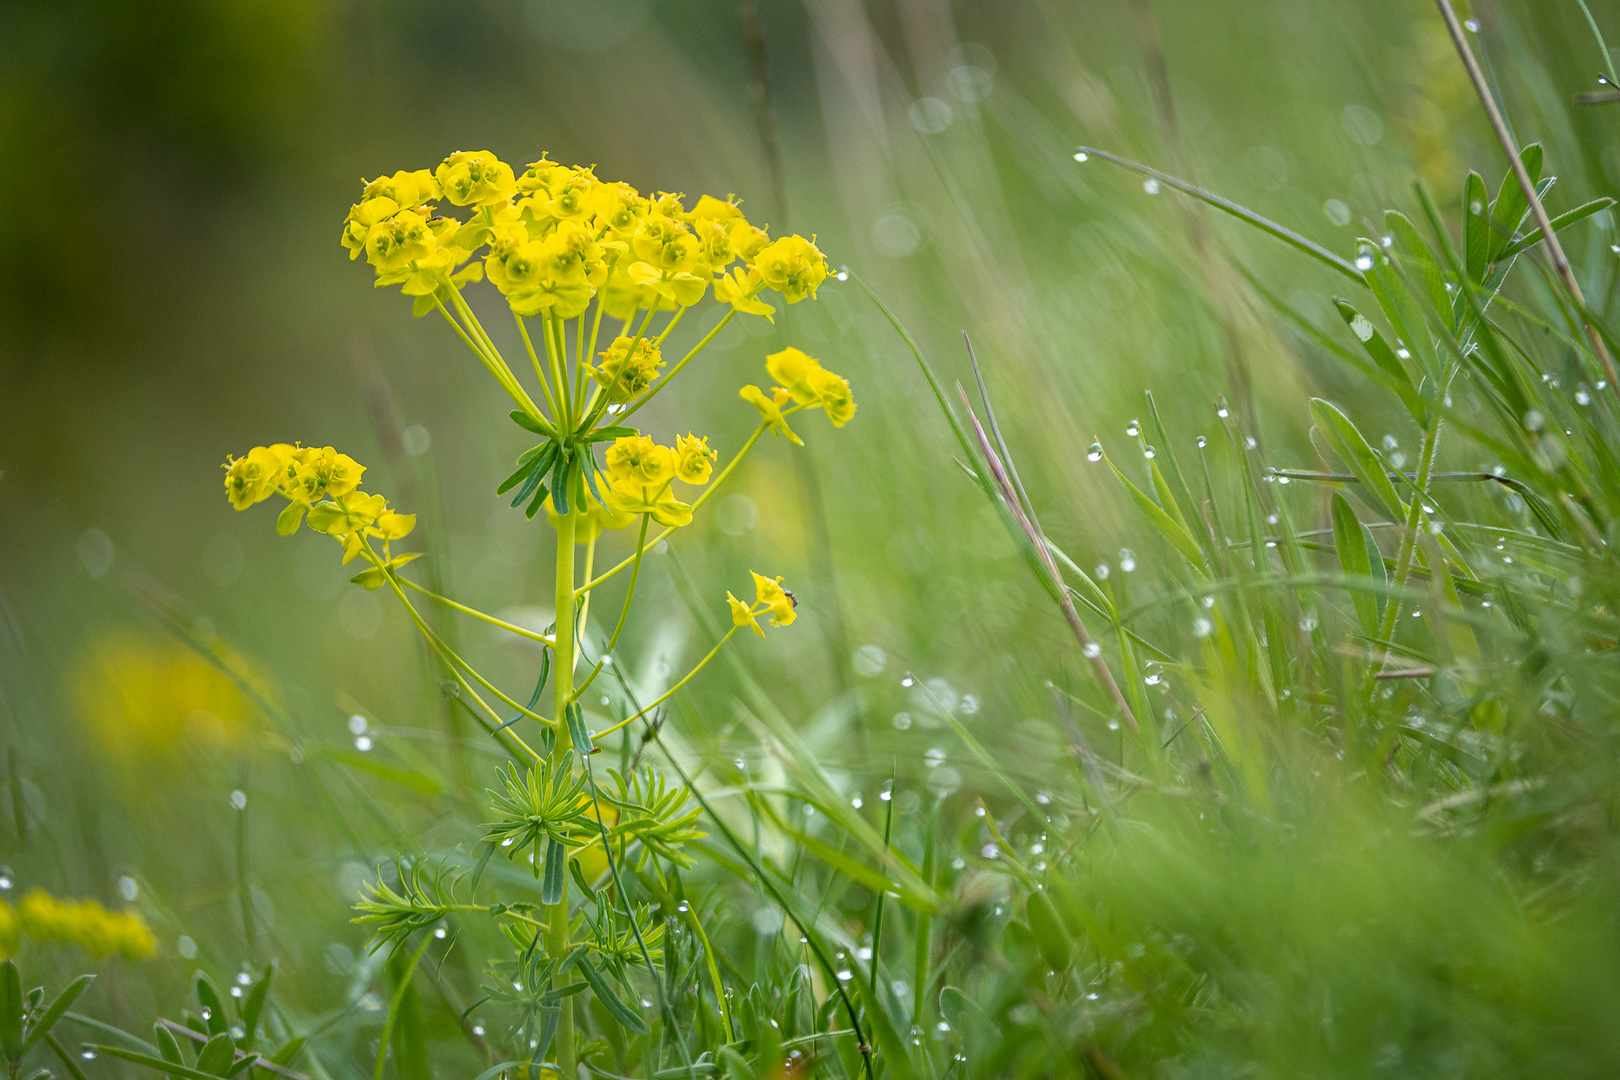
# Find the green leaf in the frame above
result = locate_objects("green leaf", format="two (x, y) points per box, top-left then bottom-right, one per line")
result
(237, 967), (271, 1049)
(1489, 144), (1543, 260)
(565, 703), (593, 754)
(349, 552), (422, 590)
(274, 501), (306, 537)
(22, 974), (94, 1054)
(1362, 240), (1441, 381)
(0, 959), (24, 1061)
(548, 449), (571, 516)
(939, 986), (992, 1046)
(540, 837), (566, 905)
(1385, 211), (1451, 322)
(410, 293), (437, 318)
(224, 1053), (257, 1078)
(1309, 399), (1405, 522)
(195, 1032), (235, 1076)
(509, 410), (551, 436)
(269, 1037), (305, 1067)
(92, 1046), (232, 1080)
(1463, 172), (1491, 285)
(1497, 198), (1616, 260)
(1025, 891), (1073, 972)
(1105, 456), (1207, 568)
(156, 1025), (186, 1080)
(1334, 299), (1417, 389)
(575, 956), (647, 1034)
(1331, 494), (1382, 639)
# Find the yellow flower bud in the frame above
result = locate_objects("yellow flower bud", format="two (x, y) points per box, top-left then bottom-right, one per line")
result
(435, 150), (517, 207)
(674, 434), (717, 485)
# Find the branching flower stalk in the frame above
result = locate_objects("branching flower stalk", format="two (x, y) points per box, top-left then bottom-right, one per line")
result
(220, 149), (857, 1073)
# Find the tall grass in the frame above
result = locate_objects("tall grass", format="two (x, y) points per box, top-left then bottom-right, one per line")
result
(4, 2), (1620, 1079)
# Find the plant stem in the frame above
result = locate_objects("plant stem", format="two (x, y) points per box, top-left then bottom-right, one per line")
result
(593, 627), (740, 741)
(550, 508), (578, 1079)
(1367, 410), (1442, 691)
(398, 577), (555, 646)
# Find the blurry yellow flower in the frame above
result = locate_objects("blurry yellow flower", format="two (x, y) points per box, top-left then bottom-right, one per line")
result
(16, 891), (156, 961)
(752, 235), (828, 303)
(222, 445), (290, 510)
(715, 268), (774, 320)
(365, 209), (436, 272)
(73, 632), (257, 756)
(285, 447), (365, 504)
(807, 366), (855, 426)
(362, 169), (440, 210)
(436, 150), (517, 207)
(764, 348), (856, 427)
(588, 336), (664, 403)
(739, 385), (801, 445)
(727, 571), (797, 637)
(605, 435), (675, 486)
(674, 434), (716, 485)
(605, 476), (692, 527)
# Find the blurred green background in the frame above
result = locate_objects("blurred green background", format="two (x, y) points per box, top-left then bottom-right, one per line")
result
(2, 0), (1618, 1064)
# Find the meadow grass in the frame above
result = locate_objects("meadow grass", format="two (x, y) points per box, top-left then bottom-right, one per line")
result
(4, 2), (1620, 1079)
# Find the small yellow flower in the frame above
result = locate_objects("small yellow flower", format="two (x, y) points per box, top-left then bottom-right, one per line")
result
(715, 268), (775, 321)
(727, 571), (797, 637)
(588, 336), (664, 403)
(752, 234), (828, 303)
(285, 447), (365, 504)
(365, 209), (436, 272)
(674, 434), (716, 485)
(361, 169), (440, 210)
(605, 435), (675, 486)
(605, 475), (693, 527)
(687, 194), (743, 223)
(340, 196), (402, 260)
(222, 445), (291, 510)
(436, 150), (517, 207)
(739, 385), (802, 445)
(764, 347), (856, 427)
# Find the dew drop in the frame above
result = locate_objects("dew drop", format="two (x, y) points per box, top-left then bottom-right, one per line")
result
(1354, 254), (1374, 272)
(0, 871), (13, 892)
(835, 269), (850, 282)
(1119, 548), (1137, 572)
(434, 927), (447, 939)
(900, 673), (915, 688)
(1577, 388), (1592, 405)
(1106, 719), (1120, 731)
(924, 748), (946, 768)
(1073, 150), (1089, 162)
(1193, 617), (1213, 638)
(1083, 642), (1101, 658)
(1217, 406), (1229, 419)
(472, 1022), (486, 1036)
(1195, 435), (1207, 449)
(1464, 17), (1479, 31)
(1244, 436), (1258, 450)
(1087, 442), (1103, 462)
(80, 1048), (97, 1062)
(1469, 199), (1484, 215)
(1095, 563), (1110, 580)
(235, 970), (252, 986)
(1142, 178), (1161, 195)
(348, 714), (368, 735)
(951, 857), (966, 869)
(1143, 446), (1156, 459)
(851, 793), (864, 809)
(836, 969), (854, 982)
(354, 735), (373, 752)
(1144, 672), (1161, 686)
(981, 843), (999, 859)
(1125, 421), (1140, 437)
(229, 790), (247, 810)
(230, 986), (243, 999)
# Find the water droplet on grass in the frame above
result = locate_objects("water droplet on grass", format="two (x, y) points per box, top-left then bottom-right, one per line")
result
(1119, 548), (1136, 572)
(1354, 254), (1374, 271)
(1083, 642), (1101, 658)
(230, 790), (247, 810)
(1142, 178), (1160, 195)
(1125, 420), (1140, 437)
(1087, 442), (1102, 461)
(1193, 617), (1213, 637)
(1217, 406), (1229, 418)
(354, 735), (373, 751)
(1195, 435), (1207, 448)
(1073, 150), (1089, 162)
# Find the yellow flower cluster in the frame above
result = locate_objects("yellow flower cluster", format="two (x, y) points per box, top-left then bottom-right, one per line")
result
(222, 444), (415, 564)
(74, 632), (257, 756)
(0, 891), (157, 961)
(342, 151), (828, 321)
(739, 347), (857, 445)
(598, 433), (717, 527)
(727, 571), (797, 637)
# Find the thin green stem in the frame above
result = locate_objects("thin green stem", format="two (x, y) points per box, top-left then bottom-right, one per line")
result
(593, 626), (741, 741)
(436, 297), (550, 430)
(516, 313), (561, 420)
(549, 508), (579, 1079)
(399, 577), (556, 647)
(573, 514), (651, 701)
(617, 307), (737, 426)
(1367, 407), (1443, 690)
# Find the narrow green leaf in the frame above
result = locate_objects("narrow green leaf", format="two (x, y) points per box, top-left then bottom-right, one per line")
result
(1331, 494), (1381, 639)
(1463, 172), (1490, 285)
(1497, 198), (1616, 260)
(575, 957), (647, 1034)
(92, 1046), (230, 1080)
(237, 968), (271, 1049)
(1385, 211), (1451, 320)
(1362, 241), (1440, 380)
(509, 410), (551, 436)
(312, 744), (443, 795)
(0, 960), (24, 1061)
(1105, 457), (1207, 567)
(1309, 399), (1405, 521)
(269, 1037), (305, 1067)
(1489, 144), (1543, 260)
(22, 975), (95, 1054)
(540, 837), (565, 905)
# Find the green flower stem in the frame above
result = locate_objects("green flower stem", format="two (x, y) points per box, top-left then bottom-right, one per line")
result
(572, 514), (651, 702)
(444, 291), (549, 427)
(652, 306), (686, 347)
(542, 313), (573, 428)
(593, 625), (740, 742)
(549, 507), (579, 1080)
(616, 306), (737, 426)
(397, 576), (556, 647)
(515, 314), (561, 421)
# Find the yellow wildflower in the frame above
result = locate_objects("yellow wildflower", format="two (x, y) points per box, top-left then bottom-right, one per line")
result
(16, 891), (157, 961)
(222, 445), (291, 510)
(752, 234), (828, 303)
(73, 632), (259, 756)
(674, 434), (716, 485)
(687, 194), (743, 223)
(604, 475), (692, 527)
(765, 347), (856, 428)
(605, 435), (675, 486)
(727, 571), (797, 638)
(715, 268), (774, 320)
(588, 336), (664, 403)
(365, 209), (436, 272)
(516, 154), (567, 194)
(436, 150), (517, 207)
(341, 196), (402, 260)
(285, 447), (365, 504)
(362, 169), (440, 210)
(739, 385), (802, 445)
(806, 366), (856, 426)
